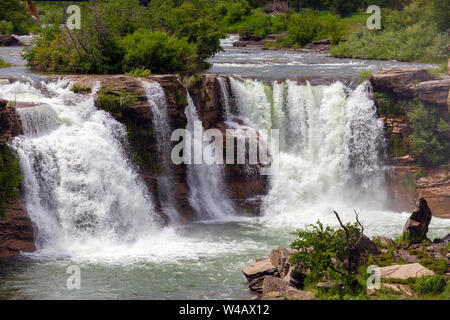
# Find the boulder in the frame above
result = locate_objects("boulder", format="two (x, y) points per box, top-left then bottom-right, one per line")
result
(0, 35), (21, 46)
(410, 78), (450, 109)
(242, 258), (278, 282)
(269, 247), (294, 277)
(261, 276), (317, 300)
(403, 197), (432, 241)
(380, 263), (434, 279)
(370, 68), (433, 98)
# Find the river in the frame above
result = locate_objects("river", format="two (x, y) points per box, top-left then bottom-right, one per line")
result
(0, 36), (448, 300)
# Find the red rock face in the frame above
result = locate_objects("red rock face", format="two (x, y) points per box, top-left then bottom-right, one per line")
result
(0, 200), (35, 259)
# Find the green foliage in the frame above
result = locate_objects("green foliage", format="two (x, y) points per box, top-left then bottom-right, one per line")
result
(71, 84), (91, 94)
(125, 67), (152, 77)
(319, 13), (347, 44)
(0, 20), (13, 35)
(414, 275), (446, 296)
(285, 10), (321, 47)
(0, 145), (22, 220)
(406, 99), (450, 166)
(0, 0), (36, 34)
(120, 30), (197, 74)
(0, 58), (11, 69)
(331, 0), (450, 62)
(97, 87), (144, 119)
(290, 220), (364, 291)
(358, 70), (372, 83)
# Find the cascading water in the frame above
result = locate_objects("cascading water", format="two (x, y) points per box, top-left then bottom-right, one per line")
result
(229, 77), (396, 230)
(184, 92), (235, 219)
(142, 80), (181, 223)
(6, 79), (161, 254)
(217, 77), (232, 120)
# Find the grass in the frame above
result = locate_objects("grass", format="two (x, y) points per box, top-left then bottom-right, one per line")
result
(0, 58), (11, 69)
(70, 84), (91, 94)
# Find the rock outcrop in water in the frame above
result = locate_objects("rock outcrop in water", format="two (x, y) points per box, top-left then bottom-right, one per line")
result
(403, 197), (432, 242)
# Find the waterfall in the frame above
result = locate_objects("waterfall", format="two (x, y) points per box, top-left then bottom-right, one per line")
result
(142, 81), (181, 223)
(217, 77), (232, 120)
(5, 79), (160, 253)
(230, 77), (388, 226)
(184, 92), (235, 219)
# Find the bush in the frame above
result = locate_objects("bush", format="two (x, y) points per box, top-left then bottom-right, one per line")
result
(406, 99), (450, 166)
(290, 219), (365, 291)
(0, 58), (11, 69)
(415, 275), (446, 296)
(0, 0), (36, 34)
(120, 30), (198, 74)
(0, 20), (13, 35)
(285, 10), (321, 47)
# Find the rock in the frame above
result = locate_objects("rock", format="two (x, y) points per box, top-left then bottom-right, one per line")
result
(284, 266), (305, 289)
(349, 235), (380, 271)
(0, 35), (21, 46)
(410, 78), (450, 109)
(233, 40), (265, 48)
(382, 283), (414, 297)
(269, 247), (294, 277)
(0, 200), (35, 259)
(396, 248), (418, 263)
(370, 68), (434, 98)
(248, 276), (270, 293)
(261, 277), (317, 300)
(380, 263), (434, 279)
(242, 258), (278, 282)
(403, 197), (432, 241)
(0, 100), (22, 144)
(302, 39), (331, 52)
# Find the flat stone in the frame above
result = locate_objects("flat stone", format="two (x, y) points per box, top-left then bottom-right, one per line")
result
(380, 263), (434, 279)
(242, 258), (277, 282)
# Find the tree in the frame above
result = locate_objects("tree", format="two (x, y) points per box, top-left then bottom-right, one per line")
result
(290, 210), (368, 290)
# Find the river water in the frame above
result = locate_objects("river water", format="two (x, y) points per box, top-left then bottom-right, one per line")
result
(0, 36), (448, 300)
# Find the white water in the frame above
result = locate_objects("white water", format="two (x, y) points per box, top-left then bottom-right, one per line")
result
(217, 77), (232, 120)
(229, 78), (450, 235)
(184, 93), (235, 219)
(142, 81), (181, 223)
(6, 79), (162, 256)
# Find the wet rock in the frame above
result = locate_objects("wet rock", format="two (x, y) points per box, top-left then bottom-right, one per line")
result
(380, 263), (434, 279)
(0, 35), (21, 46)
(0, 100), (22, 144)
(403, 197), (432, 241)
(242, 258), (278, 282)
(0, 200), (35, 259)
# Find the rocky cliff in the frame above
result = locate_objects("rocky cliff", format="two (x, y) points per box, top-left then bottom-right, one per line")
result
(65, 74), (269, 222)
(370, 68), (450, 217)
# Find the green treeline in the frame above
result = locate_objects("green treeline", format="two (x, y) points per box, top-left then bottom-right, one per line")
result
(0, 0), (448, 74)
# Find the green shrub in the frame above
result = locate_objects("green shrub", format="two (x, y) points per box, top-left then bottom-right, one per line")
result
(71, 84), (91, 94)
(125, 68), (152, 77)
(120, 30), (198, 75)
(406, 99), (450, 166)
(415, 275), (446, 296)
(0, 0), (36, 34)
(358, 70), (372, 83)
(0, 58), (11, 69)
(285, 10), (321, 47)
(0, 20), (13, 35)
(0, 145), (22, 220)
(290, 220), (364, 291)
